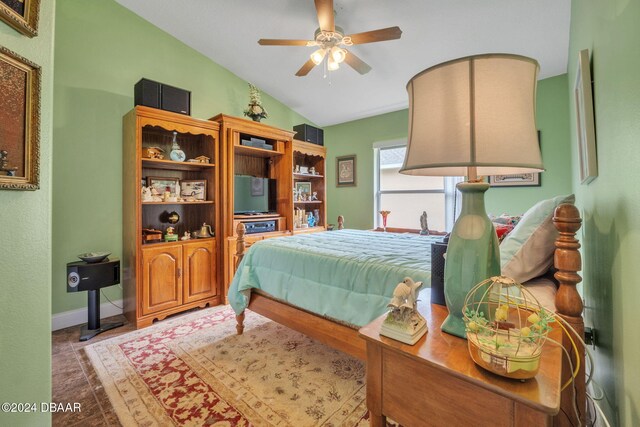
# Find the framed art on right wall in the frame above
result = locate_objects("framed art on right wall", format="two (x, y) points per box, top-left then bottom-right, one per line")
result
(574, 49), (598, 184)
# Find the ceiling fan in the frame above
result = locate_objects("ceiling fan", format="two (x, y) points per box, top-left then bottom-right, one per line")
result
(257, 0), (402, 76)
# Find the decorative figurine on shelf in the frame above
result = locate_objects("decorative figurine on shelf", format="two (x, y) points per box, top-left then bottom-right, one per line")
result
(309, 166), (316, 175)
(380, 277), (427, 345)
(143, 146), (165, 160)
(243, 83), (268, 122)
(379, 210), (391, 232)
(141, 186), (153, 202)
(181, 231), (191, 241)
(196, 223), (214, 238)
(167, 211), (180, 224)
(163, 189), (171, 202)
(307, 212), (316, 227)
(165, 226), (178, 242)
(169, 131), (186, 162)
(310, 192), (318, 201)
(194, 155), (210, 163)
(313, 209), (321, 226)
(420, 211), (430, 235)
(0, 150), (18, 176)
(294, 165), (301, 174)
(150, 187), (163, 202)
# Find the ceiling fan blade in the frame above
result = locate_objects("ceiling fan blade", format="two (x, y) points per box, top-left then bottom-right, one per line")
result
(347, 26), (402, 45)
(315, 0), (335, 32)
(258, 39), (313, 46)
(344, 50), (372, 75)
(295, 59), (317, 77)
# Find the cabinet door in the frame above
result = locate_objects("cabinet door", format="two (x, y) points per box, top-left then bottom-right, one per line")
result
(141, 245), (183, 315)
(183, 240), (217, 303)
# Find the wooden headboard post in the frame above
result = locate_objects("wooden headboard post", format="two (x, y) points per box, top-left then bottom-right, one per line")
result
(337, 215), (344, 230)
(552, 203), (586, 426)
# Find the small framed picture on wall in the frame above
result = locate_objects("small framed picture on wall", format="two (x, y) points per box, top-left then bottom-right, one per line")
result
(489, 173), (540, 187)
(336, 155), (356, 187)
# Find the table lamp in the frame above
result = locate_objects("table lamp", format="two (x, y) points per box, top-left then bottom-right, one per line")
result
(400, 54), (543, 338)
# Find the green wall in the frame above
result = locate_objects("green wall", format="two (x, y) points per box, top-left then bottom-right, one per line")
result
(568, 0), (640, 425)
(325, 109), (409, 229)
(52, 0), (312, 315)
(0, 1), (55, 425)
(325, 75), (573, 230)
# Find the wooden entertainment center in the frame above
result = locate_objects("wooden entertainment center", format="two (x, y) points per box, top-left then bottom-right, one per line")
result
(211, 115), (328, 300)
(123, 108), (327, 323)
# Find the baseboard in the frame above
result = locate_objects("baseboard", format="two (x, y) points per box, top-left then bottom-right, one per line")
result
(52, 299), (124, 331)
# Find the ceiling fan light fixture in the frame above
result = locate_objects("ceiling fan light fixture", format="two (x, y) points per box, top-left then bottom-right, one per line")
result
(310, 48), (327, 65)
(327, 55), (340, 71)
(330, 46), (346, 63)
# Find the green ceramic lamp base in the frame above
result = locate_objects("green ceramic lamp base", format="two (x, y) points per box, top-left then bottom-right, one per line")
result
(441, 313), (468, 338)
(441, 181), (500, 339)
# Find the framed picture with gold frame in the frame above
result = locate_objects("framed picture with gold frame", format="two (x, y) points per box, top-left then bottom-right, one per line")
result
(0, 45), (41, 191)
(0, 0), (40, 37)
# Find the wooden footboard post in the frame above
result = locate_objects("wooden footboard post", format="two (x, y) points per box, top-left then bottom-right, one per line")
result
(235, 222), (247, 335)
(236, 312), (245, 335)
(552, 203), (585, 427)
(338, 215), (344, 230)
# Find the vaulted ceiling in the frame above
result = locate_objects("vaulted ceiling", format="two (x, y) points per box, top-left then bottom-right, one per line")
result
(116, 0), (571, 126)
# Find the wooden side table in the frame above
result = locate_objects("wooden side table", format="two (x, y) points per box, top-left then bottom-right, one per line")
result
(359, 289), (562, 427)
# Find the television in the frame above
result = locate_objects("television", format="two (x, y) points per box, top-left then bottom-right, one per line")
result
(234, 175), (276, 214)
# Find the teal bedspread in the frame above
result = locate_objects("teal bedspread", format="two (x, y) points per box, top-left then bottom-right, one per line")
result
(228, 229), (439, 327)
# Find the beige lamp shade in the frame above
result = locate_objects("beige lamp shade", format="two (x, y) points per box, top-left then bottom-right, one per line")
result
(400, 54), (544, 177)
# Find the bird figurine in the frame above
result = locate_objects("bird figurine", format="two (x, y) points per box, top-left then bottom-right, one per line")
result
(388, 277), (423, 311)
(381, 277), (428, 345)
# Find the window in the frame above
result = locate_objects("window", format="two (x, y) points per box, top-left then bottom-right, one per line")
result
(374, 143), (461, 232)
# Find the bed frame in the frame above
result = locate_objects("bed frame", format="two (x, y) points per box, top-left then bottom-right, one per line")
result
(233, 205), (586, 426)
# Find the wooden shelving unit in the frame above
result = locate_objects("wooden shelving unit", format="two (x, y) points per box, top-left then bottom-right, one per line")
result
(292, 139), (327, 234)
(211, 114), (296, 298)
(123, 106), (222, 328)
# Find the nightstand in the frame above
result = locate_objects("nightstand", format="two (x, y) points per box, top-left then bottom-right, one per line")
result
(359, 289), (563, 427)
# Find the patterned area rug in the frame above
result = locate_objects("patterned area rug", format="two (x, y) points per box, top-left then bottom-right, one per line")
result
(86, 306), (372, 426)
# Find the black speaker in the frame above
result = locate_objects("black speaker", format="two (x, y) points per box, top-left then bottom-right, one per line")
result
(161, 83), (191, 115)
(294, 123), (324, 146)
(67, 258), (120, 293)
(67, 258), (123, 341)
(134, 78), (161, 109)
(134, 78), (191, 116)
(430, 242), (447, 306)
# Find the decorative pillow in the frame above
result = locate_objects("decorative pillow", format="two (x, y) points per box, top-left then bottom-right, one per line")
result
(500, 194), (575, 283)
(490, 214), (522, 242)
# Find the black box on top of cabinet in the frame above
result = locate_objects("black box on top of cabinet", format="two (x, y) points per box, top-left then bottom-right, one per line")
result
(134, 78), (191, 116)
(293, 123), (324, 146)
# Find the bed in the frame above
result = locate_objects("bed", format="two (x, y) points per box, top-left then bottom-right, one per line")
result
(229, 204), (586, 426)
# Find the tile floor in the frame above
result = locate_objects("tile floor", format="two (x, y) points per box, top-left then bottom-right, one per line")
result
(51, 314), (134, 427)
